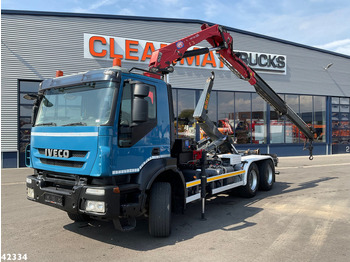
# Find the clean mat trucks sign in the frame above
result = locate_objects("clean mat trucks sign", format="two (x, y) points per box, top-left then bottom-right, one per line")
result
(84, 33), (287, 74)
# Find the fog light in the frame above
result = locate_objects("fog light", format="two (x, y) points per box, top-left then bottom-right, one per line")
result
(27, 187), (34, 199)
(85, 200), (105, 213)
(86, 188), (105, 196)
(26, 178), (32, 184)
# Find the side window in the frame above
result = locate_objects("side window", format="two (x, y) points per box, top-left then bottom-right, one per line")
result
(146, 86), (156, 120)
(119, 82), (132, 127)
(118, 81), (157, 147)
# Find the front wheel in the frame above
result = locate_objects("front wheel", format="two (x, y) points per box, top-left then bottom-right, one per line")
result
(148, 182), (172, 237)
(239, 163), (259, 198)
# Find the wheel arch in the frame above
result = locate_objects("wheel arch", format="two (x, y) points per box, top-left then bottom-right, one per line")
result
(146, 169), (186, 214)
(136, 158), (186, 214)
(241, 155), (274, 185)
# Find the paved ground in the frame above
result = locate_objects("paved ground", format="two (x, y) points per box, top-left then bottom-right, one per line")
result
(2, 154), (350, 262)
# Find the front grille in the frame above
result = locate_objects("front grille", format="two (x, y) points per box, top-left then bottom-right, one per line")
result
(40, 172), (81, 191)
(40, 158), (84, 168)
(37, 148), (88, 158)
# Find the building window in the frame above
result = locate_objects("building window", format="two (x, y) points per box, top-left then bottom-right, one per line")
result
(18, 80), (41, 167)
(332, 96), (350, 145)
(235, 92), (251, 144)
(197, 90), (218, 140)
(207, 90), (217, 124)
(251, 94), (267, 144)
(270, 94), (285, 143)
(218, 91), (235, 139)
(285, 94), (300, 143)
(300, 96), (313, 122)
(177, 89), (196, 139)
(270, 94), (326, 144)
(300, 95), (313, 142)
(313, 96), (326, 142)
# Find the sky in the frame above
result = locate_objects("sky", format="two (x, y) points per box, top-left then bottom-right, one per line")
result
(2, 0), (350, 56)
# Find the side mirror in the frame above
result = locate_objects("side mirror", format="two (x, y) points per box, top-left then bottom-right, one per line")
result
(23, 94), (38, 100)
(133, 83), (149, 97)
(132, 83), (150, 123)
(23, 94), (39, 126)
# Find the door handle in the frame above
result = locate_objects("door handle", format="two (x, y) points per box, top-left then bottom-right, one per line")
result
(152, 147), (160, 156)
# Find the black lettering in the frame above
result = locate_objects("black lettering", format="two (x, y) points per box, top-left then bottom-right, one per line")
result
(249, 53), (258, 66)
(268, 55), (277, 67)
(238, 52), (249, 65)
(258, 54), (268, 67)
(276, 56), (286, 68)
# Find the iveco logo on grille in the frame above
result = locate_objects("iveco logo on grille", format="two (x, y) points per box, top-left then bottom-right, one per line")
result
(45, 149), (70, 158)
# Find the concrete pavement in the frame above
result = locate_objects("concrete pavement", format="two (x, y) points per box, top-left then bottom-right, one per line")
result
(1, 154), (350, 261)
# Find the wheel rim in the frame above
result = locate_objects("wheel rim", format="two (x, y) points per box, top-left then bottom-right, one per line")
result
(267, 165), (273, 185)
(249, 169), (258, 191)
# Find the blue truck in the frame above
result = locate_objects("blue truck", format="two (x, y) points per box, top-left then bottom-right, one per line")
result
(25, 24), (314, 237)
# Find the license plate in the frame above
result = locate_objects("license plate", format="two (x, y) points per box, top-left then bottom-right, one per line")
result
(44, 193), (64, 206)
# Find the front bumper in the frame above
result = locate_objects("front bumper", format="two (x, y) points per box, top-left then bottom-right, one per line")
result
(26, 175), (123, 219)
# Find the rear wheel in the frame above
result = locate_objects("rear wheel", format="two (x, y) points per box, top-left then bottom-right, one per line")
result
(148, 182), (172, 237)
(67, 212), (90, 222)
(239, 163), (259, 198)
(259, 160), (275, 191)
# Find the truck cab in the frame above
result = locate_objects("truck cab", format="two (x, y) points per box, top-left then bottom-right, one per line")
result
(26, 66), (182, 232)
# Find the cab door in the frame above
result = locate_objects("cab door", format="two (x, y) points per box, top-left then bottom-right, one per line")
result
(111, 75), (171, 175)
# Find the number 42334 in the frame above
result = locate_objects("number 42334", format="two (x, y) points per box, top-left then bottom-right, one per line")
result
(1, 254), (27, 261)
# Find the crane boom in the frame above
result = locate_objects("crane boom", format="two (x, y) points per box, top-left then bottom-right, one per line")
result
(149, 23), (315, 159)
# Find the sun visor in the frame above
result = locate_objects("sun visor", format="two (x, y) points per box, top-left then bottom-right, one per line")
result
(40, 68), (121, 90)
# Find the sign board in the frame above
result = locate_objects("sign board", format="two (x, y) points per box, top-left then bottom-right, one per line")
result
(84, 33), (287, 74)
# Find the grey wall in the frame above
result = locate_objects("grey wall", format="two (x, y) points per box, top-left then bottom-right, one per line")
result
(2, 12), (350, 152)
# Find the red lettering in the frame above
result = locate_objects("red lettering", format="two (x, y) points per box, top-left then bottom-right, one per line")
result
(109, 38), (123, 59)
(141, 42), (155, 61)
(125, 40), (139, 61)
(89, 36), (107, 57)
(201, 51), (217, 67)
(219, 55), (224, 68)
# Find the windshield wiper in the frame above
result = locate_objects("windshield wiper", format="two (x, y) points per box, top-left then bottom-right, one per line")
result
(62, 122), (87, 126)
(36, 122), (57, 126)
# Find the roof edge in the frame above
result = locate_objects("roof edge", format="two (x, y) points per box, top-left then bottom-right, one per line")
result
(2, 9), (350, 59)
(1, 9), (208, 24)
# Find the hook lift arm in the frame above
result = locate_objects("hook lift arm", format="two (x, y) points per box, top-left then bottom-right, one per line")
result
(149, 24), (314, 160)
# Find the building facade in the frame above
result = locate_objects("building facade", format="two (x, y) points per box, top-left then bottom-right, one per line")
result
(2, 10), (350, 168)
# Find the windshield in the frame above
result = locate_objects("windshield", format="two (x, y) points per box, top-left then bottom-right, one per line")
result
(35, 81), (117, 127)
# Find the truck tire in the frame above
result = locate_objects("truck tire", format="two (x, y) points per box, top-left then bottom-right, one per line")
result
(67, 212), (90, 222)
(239, 162), (259, 198)
(148, 182), (172, 237)
(259, 160), (275, 191)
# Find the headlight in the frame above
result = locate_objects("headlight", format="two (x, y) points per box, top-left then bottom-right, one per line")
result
(86, 188), (105, 196)
(27, 187), (34, 199)
(85, 200), (105, 213)
(26, 178), (32, 184)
